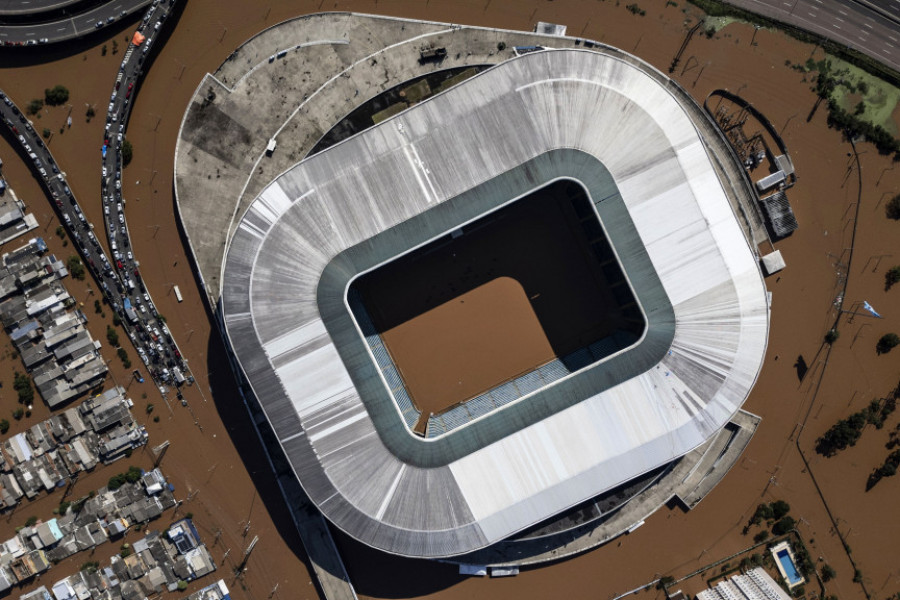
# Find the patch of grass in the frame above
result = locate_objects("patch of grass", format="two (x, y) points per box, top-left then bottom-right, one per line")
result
(686, 0), (900, 88)
(819, 58), (900, 137)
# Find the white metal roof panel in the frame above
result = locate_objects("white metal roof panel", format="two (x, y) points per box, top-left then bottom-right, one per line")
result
(220, 48), (769, 558)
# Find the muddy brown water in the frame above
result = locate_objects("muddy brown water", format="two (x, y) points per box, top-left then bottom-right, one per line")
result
(0, 1), (898, 599)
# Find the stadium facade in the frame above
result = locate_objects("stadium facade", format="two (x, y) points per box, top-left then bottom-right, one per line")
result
(216, 47), (770, 559)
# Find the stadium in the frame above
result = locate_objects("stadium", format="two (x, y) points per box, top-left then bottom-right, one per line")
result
(210, 43), (770, 561)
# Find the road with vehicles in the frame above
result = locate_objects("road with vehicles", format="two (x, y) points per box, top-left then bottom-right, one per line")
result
(723, 0), (900, 74)
(97, 0), (183, 386)
(0, 0), (150, 46)
(0, 0), (83, 17)
(0, 0), (187, 398)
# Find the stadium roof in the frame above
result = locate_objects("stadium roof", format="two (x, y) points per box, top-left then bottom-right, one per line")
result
(220, 48), (769, 558)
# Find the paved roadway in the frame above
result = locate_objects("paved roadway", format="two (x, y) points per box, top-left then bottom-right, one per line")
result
(0, 0), (82, 16)
(0, 0), (187, 395)
(97, 0), (184, 386)
(723, 0), (900, 73)
(0, 0), (150, 46)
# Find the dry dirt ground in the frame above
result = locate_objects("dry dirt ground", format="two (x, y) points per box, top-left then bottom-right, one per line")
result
(0, 1), (898, 600)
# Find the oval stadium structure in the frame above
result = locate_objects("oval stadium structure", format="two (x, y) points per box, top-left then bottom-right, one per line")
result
(218, 47), (769, 559)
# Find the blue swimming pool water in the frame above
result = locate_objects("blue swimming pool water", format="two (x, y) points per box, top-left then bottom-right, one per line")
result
(777, 549), (803, 585)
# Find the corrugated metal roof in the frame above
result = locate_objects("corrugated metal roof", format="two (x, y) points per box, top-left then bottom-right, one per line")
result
(220, 48), (769, 558)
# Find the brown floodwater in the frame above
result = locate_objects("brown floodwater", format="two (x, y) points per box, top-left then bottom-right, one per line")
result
(0, 1), (898, 599)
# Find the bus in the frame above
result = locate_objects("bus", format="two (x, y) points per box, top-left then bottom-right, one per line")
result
(173, 285), (183, 302)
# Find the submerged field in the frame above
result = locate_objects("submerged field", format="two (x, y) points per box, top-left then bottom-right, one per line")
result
(0, 1), (898, 600)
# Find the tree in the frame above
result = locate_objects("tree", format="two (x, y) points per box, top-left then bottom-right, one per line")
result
(753, 530), (770, 543)
(44, 85), (69, 106)
(772, 516), (796, 535)
(42, 128), (51, 139)
(27, 99), (43, 115)
(771, 500), (790, 520)
(67, 256), (85, 280)
(825, 329), (840, 344)
(886, 266), (900, 291)
(86, 105), (95, 120)
(0, 419), (8, 434)
(121, 139), (133, 167)
(80, 561), (100, 573)
(750, 502), (774, 525)
(876, 333), (900, 355)
(117, 347), (130, 368)
(816, 411), (867, 456)
(12, 408), (24, 420)
(887, 194), (900, 220)
(24, 516), (38, 527)
(13, 372), (34, 405)
(106, 325), (119, 347)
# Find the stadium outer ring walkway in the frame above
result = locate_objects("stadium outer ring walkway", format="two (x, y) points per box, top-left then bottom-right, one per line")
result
(220, 48), (770, 559)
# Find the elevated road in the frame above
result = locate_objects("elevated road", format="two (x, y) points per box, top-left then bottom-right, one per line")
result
(0, 0), (150, 46)
(723, 0), (900, 74)
(0, 0), (83, 17)
(1, 0), (189, 398)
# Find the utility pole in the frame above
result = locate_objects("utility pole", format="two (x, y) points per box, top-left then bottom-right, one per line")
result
(237, 535), (259, 572)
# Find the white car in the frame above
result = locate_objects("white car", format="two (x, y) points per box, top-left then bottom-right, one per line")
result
(118, 214), (124, 224)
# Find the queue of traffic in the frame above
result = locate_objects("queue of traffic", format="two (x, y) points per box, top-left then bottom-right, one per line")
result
(0, 0), (187, 396)
(0, 0), (153, 47)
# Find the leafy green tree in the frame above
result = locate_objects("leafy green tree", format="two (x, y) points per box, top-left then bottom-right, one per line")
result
(887, 194), (900, 220)
(44, 85), (69, 106)
(825, 329), (840, 344)
(877, 333), (900, 355)
(886, 266), (900, 291)
(27, 99), (43, 115)
(750, 502), (774, 525)
(121, 139), (133, 167)
(67, 256), (85, 280)
(771, 500), (790, 520)
(24, 516), (38, 527)
(0, 419), (9, 434)
(13, 372), (34, 405)
(106, 326), (119, 347)
(816, 411), (867, 455)
(772, 516), (796, 535)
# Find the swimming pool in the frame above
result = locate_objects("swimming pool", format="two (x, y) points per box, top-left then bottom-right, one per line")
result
(777, 549), (804, 586)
